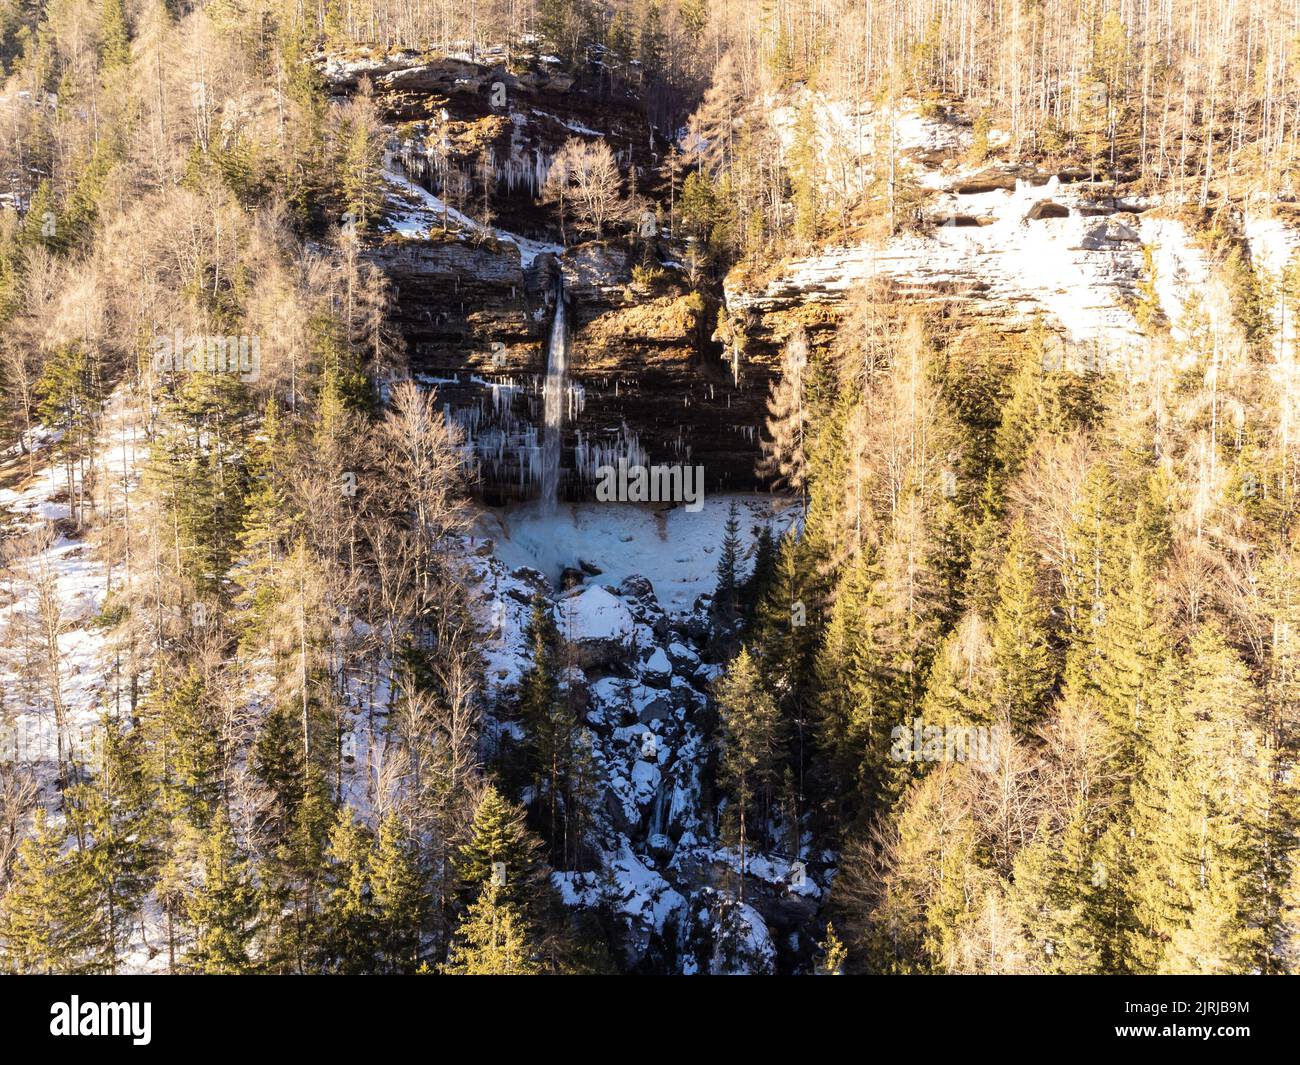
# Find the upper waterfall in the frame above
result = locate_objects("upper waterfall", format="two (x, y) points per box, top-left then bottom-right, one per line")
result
(540, 278), (568, 511)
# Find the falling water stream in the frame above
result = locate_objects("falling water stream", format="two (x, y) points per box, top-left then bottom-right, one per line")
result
(541, 278), (568, 511)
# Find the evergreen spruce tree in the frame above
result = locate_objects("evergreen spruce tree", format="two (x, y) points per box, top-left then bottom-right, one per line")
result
(442, 882), (541, 975)
(919, 611), (995, 730)
(454, 784), (547, 913)
(252, 704), (307, 838)
(99, 0), (131, 69)
(1007, 807), (1119, 973)
(1065, 531), (1165, 763)
(35, 340), (98, 526)
(742, 522), (777, 619)
(816, 922), (848, 974)
(1059, 463), (1130, 647)
(636, 0), (665, 84)
(0, 809), (100, 973)
(713, 501), (743, 621)
(518, 596), (573, 855)
(811, 548), (892, 813)
(370, 811), (424, 973)
(236, 399), (294, 641)
(150, 668), (224, 828)
(258, 769), (332, 973)
(961, 472), (1005, 618)
(21, 181), (61, 251)
(338, 89), (384, 230)
(989, 518), (1056, 733)
(1129, 626), (1270, 973)
(992, 323), (1067, 481)
(64, 716), (159, 973)
(322, 807), (376, 973)
(147, 372), (248, 595)
(753, 530), (817, 724)
(278, 23), (330, 222)
(790, 98), (821, 245)
(715, 648), (783, 889)
(184, 814), (259, 974)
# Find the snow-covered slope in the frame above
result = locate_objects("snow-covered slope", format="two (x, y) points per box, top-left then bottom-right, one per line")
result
(0, 388), (145, 772)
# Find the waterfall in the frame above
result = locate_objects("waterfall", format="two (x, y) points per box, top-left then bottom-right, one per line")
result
(540, 279), (568, 511)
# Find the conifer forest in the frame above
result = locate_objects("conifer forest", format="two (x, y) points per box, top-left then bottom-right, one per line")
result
(2, 0), (1300, 989)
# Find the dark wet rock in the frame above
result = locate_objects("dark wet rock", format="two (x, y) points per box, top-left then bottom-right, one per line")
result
(665, 641), (701, 672)
(617, 575), (656, 600)
(506, 567), (549, 601)
(1026, 200), (1070, 220)
(955, 164), (1051, 195)
(638, 694), (674, 723)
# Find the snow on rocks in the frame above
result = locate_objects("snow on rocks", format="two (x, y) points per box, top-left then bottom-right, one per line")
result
(730, 174), (1161, 354)
(766, 91), (970, 174)
(381, 157), (562, 267)
(557, 584), (634, 670)
(1244, 211), (1300, 276)
(460, 496), (827, 971)
(1137, 215), (1233, 343)
(463, 549), (547, 698)
(456, 507), (714, 964)
(713, 848), (822, 900)
(553, 845), (687, 965)
(470, 495), (797, 613)
(665, 641), (699, 671)
(558, 583), (635, 641)
(639, 645), (672, 687)
(726, 95), (1289, 368)
(1244, 211), (1300, 349)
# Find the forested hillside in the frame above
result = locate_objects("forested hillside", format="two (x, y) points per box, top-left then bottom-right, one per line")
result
(1, 0), (1299, 977)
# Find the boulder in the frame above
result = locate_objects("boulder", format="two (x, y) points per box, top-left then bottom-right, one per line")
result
(647, 833), (675, 862)
(640, 646), (673, 688)
(617, 574), (656, 600)
(558, 585), (634, 670)
(637, 693), (674, 724)
(666, 641), (700, 671)
(1026, 200), (1069, 220)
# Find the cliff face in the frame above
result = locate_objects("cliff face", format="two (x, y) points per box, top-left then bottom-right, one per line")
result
(723, 170), (1158, 363)
(347, 57), (1280, 508)
(721, 101), (1293, 368)
(370, 228), (770, 500)
(337, 51), (777, 501)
